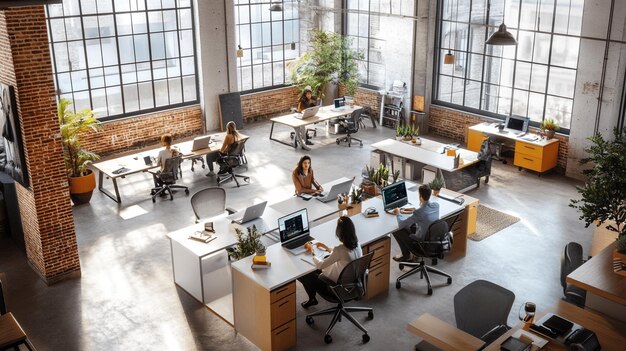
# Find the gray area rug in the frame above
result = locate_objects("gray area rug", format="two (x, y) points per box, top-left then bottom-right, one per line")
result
(469, 204), (520, 241)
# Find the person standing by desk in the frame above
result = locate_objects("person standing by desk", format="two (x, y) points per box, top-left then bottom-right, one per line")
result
(391, 184), (439, 262)
(292, 155), (324, 195)
(298, 216), (362, 308)
(296, 86), (317, 148)
(205, 121), (240, 177)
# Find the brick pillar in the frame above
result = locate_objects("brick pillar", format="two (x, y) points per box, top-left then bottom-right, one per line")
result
(0, 7), (80, 284)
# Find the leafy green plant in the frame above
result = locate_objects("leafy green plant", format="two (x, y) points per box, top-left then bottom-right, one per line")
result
(618, 235), (626, 254)
(229, 225), (265, 260)
(569, 127), (626, 247)
(58, 98), (102, 177)
(350, 186), (363, 204)
(429, 177), (445, 191)
(392, 170), (400, 183)
(539, 118), (560, 131)
(288, 30), (364, 98)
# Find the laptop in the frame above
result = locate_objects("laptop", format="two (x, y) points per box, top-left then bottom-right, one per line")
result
(316, 178), (354, 203)
(232, 201), (267, 224)
(331, 97), (346, 112)
(296, 105), (320, 119)
(279, 208), (315, 255)
(191, 135), (212, 151)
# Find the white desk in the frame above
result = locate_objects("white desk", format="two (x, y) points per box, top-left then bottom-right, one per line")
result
(269, 105), (361, 149)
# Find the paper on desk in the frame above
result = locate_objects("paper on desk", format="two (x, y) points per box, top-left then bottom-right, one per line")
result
(512, 329), (548, 350)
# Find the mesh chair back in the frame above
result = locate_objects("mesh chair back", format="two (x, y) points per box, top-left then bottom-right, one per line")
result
(323, 252), (374, 304)
(422, 219), (452, 257)
(223, 138), (248, 167)
(346, 108), (364, 133)
(190, 187), (226, 220)
(560, 242), (584, 292)
(159, 156), (181, 184)
(454, 280), (515, 339)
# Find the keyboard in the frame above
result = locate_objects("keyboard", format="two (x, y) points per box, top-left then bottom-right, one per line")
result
(284, 235), (314, 249)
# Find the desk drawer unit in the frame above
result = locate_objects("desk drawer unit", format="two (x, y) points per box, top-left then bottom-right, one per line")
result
(466, 129), (487, 152)
(513, 140), (558, 173)
(269, 282), (296, 350)
(271, 319), (297, 351)
(363, 236), (391, 300)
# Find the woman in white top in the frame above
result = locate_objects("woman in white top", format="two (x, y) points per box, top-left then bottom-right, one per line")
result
(156, 134), (179, 172)
(298, 216), (362, 308)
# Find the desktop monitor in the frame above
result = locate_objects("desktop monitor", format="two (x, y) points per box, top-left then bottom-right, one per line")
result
(381, 181), (408, 211)
(278, 208), (309, 242)
(504, 115), (529, 134)
(334, 97), (346, 109)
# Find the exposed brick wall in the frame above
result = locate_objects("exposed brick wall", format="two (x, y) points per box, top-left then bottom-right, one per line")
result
(1, 7), (80, 284)
(240, 86), (300, 122)
(429, 105), (570, 172)
(338, 85), (382, 117)
(81, 105), (203, 157)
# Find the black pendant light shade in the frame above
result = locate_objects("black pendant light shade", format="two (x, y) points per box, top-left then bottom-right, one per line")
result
(269, 2), (283, 11)
(486, 23), (518, 46)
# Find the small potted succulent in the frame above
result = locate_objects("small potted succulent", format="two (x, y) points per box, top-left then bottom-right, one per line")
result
(344, 186), (363, 216)
(539, 118), (560, 139)
(428, 177), (444, 197)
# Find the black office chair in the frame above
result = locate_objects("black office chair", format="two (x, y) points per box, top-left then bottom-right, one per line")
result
(305, 252), (374, 344)
(560, 242), (587, 307)
(216, 139), (250, 187)
(336, 108), (364, 147)
(475, 138), (493, 187)
(488, 135), (508, 164)
(395, 214), (459, 295)
(454, 280), (515, 346)
(148, 156), (189, 202)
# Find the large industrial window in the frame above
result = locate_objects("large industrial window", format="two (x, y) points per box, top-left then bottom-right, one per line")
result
(435, 0), (584, 131)
(46, 0), (199, 121)
(345, 0), (385, 88)
(234, 1), (300, 92)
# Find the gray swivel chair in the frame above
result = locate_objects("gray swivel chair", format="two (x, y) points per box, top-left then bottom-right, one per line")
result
(216, 139), (250, 187)
(336, 108), (364, 147)
(149, 156), (189, 202)
(560, 242), (587, 307)
(0, 273), (36, 350)
(454, 280), (515, 346)
(305, 252), (374, 344)
(395, 213), (459, 295)
(190, 187), (235, 223)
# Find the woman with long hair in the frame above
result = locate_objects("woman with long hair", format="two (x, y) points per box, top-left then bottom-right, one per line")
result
(206, 121), (240, 177)
(292, 155), (323, 195)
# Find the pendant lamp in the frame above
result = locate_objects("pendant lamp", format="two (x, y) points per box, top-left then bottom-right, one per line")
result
(486, 23), (518, 45)
(269, 2), (283, 11)
(444, 51), (455, 65)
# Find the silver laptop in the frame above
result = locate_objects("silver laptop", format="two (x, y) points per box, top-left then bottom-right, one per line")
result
(191, 135), (212, 151)
(279, 208), (315, 255)
(296, 105), (320, 119)
(316, 178), (354, 203)
(232, 201), (267, 224)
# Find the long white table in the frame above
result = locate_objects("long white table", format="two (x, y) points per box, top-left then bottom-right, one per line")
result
(372, 138), (478, 172)
(269, 105), (362, 149)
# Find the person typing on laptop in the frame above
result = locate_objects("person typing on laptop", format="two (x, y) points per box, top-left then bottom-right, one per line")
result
(292, 155), (324, 195)
(296, 86), (318, 147)
(297, 216), (362, 308)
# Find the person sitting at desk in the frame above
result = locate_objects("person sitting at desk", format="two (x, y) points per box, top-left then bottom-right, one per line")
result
(205, 121), (240, 177)
(391, 184), (439, 262)
(296, 86), (317, 147)
(292, 155), (324, 195)
(156, 133), (179, 171)
(298, 216), (362, 308)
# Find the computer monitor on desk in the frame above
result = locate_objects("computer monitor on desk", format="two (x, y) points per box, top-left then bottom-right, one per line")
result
(382, 181), (408, 211)
(504, 115), (529, 135)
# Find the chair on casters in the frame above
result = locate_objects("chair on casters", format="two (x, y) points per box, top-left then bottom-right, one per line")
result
(475, 138), (493, 187)
(189, 156), (206, 172)
(190, 187), (236, 223)
(454, 280), (515, 346)
(336, 108), (364, 147)
(395, 213), (459, 295)
(148, 156), (189, 202)
(305, 252), (375, 344)
(560, 242), (587, 307)
(0, 273), (37, 351)
(216, 139), (250, 187)
(488, 136), (507, 164)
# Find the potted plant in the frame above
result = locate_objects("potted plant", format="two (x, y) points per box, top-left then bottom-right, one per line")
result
(58, 98), (102, 205)
(429, 177), (445, 197)
(343, 186), (363, 216)
(396, 125), (406, 140)
(289, 30), (364, 100)
(570, 127), (626, 275)
(229, 225), (265, 261)
(539, 118), (560, 139)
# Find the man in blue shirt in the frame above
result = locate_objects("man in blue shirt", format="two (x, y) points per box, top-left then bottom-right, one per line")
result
(391, 184), (439, 262)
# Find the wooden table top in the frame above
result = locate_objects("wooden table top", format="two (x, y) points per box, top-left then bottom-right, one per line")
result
(406, 313), (485, 351)
(0, 313), (26, 348)
(567, 242), (626, 307)
(270, 105), (362, 127)
(485, 300), (626, 350)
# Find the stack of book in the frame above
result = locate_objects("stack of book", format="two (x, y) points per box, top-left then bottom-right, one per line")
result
(251, 254), (271, 269)
(189, 231), (216, 243)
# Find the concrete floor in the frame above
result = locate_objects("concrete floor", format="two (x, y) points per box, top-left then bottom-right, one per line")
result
(0, 119), (594, 351)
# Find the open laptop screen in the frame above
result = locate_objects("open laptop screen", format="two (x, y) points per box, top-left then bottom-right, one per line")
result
(278, 208), (309, 242)
(382, 181), (408, 211)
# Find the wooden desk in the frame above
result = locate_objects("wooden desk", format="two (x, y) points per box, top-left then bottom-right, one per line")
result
(0, 313), (27, 350)
(269, 105), (361, 149)
(467, 123), (559, 173)
(406, 313), (485, 351)
(92, 132), (248, 203)
(567, 242), (626, 322)
(485, 300), (626, 350)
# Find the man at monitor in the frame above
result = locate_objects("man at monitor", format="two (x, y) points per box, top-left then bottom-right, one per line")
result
(391, 184), (439, 262)
(296, 86), (317, 147)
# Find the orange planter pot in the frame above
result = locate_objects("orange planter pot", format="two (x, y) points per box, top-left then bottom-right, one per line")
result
(68, 170), (96, 205)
